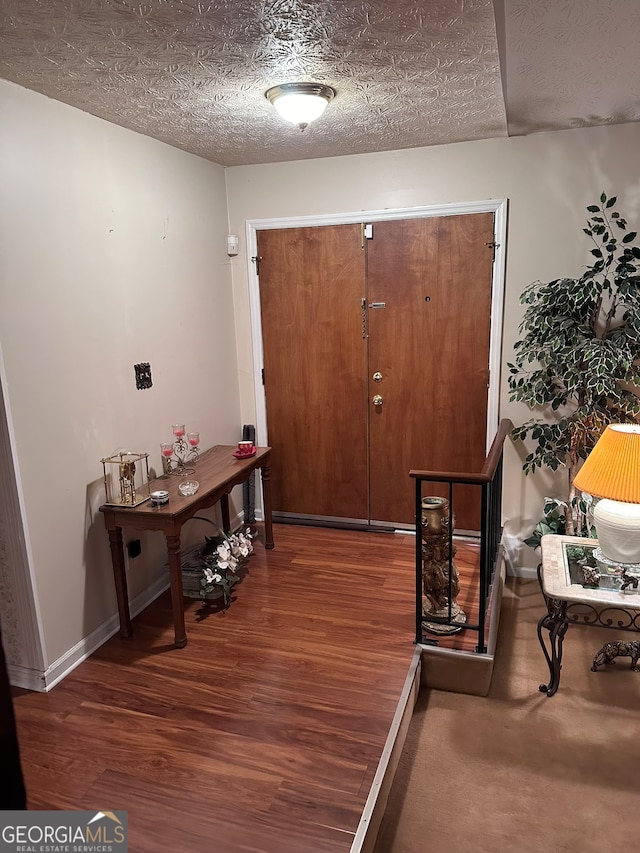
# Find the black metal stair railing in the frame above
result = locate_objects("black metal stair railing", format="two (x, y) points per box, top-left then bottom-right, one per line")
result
(410, 419), (512, 653)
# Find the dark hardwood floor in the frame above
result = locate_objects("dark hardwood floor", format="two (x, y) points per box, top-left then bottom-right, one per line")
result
(12, 523), (480, 853)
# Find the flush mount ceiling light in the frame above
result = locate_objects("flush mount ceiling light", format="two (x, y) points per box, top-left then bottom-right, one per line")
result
(265, 82), (336, 131)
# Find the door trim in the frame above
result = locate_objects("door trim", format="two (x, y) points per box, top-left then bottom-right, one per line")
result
(0, 349), (47, 687)
(246, 199), (507, 452)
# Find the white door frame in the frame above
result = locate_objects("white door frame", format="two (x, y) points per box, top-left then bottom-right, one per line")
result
(245, 198), (508, 453)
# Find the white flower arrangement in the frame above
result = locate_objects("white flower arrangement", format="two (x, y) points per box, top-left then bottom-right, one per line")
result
(200, 527), (255, 603)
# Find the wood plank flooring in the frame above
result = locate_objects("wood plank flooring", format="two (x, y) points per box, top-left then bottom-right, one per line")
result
(12, 524), (481, 853)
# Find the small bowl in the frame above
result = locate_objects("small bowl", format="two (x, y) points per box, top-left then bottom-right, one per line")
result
(178, 480), (199, 497)
(150, 489), (170, 506)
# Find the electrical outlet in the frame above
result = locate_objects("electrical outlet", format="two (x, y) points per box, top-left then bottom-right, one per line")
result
(127, 539), (142, 559)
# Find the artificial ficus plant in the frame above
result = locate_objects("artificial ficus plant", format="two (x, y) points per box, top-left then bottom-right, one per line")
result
(508, 193), (640, 540)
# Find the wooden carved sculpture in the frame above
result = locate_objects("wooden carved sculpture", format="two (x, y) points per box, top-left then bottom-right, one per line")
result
(421, 496), (466, 635)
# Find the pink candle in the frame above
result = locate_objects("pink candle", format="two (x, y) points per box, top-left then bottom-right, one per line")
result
(172, 424), (185, 437)
(161, 443), (173, 458)
(187, 432), (200, 447)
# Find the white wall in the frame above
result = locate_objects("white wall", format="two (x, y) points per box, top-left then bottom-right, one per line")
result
(0, 80), (241, 679)
(225, 122), (640, 571)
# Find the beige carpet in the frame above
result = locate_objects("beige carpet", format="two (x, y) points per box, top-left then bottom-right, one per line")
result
(375, 577), (640, 853)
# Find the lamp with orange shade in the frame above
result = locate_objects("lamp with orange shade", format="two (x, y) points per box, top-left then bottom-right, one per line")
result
(573, 424), (640, 565)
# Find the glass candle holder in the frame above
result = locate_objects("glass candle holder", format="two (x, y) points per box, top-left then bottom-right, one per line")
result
(163, 425), (198, 476)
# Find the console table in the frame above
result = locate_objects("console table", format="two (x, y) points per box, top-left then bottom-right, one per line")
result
(537, 534), (640, 696)
(100, 444), (273, 648)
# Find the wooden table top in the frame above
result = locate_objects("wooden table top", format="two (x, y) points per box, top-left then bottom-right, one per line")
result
(99, 444), (271, 521)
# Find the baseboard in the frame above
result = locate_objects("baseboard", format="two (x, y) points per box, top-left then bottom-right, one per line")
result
(9, 509), (258, 692)
(273, 513), (393, 534)
(6, 664), (48, 692)
(506, 564), (538, 580)
(8, 573), (170, 692)
(349, 647), (422, 853)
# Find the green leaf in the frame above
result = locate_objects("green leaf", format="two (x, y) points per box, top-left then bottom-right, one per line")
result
(510, 195), (640, 485)
(605, 196), (617, 208)
(622, 231), (637, 243)
(587, 205), (600, 212)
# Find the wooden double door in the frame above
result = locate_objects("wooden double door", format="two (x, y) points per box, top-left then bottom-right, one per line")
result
(256, 213), (495, 530)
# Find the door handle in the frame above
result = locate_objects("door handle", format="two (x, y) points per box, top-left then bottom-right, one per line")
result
(373, 395), (383, 407)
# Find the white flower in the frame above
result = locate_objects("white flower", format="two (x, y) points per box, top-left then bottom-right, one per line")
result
(216, 541), (239, 573)
(238, 533), (253, 554)
(204, 567), (222, 584)
(230, 536), (250, 559)
(199, 528), (255, 594)
(216, 542), (231, 563)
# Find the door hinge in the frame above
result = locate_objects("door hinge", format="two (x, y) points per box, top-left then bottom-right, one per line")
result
(252, 255), (262, 276)
(261, 368), (265, 386)
(484, 241), (499, 261)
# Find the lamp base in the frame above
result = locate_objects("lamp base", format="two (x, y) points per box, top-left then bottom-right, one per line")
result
(594, 499), (640, 564)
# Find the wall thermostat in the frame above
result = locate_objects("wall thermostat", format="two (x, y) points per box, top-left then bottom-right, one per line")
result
(226, 234), (239, 256)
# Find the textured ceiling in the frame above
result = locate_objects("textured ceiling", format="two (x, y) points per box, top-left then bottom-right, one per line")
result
(502, 0), (640, 136)
(0, 0), (637, 167)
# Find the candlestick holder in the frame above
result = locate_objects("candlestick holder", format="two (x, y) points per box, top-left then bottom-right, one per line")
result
(161, 425), (200, 476)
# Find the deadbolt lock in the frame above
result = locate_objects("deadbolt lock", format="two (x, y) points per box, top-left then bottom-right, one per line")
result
(373, 372), (383, 383)
(373, 394), (384, 407)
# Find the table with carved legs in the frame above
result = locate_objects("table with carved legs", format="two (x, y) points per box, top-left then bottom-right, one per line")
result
(100, 445), (273, 648)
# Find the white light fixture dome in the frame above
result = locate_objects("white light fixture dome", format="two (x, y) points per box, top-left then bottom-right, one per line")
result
(265, 83), (335, 131)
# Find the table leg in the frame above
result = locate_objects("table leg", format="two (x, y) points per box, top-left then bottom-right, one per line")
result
(537, 599), (569, 697)
(220, 493), (231, 535)
(108, 527), (132, 638)
(261, 462), (274, 550)
(166, 533), (187, 649)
